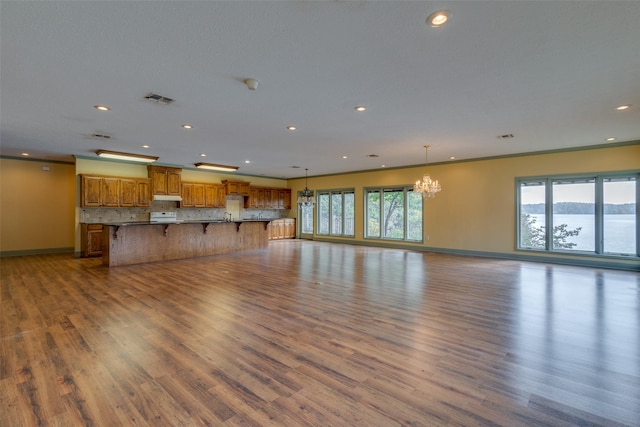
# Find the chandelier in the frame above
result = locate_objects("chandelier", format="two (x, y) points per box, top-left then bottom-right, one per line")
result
(297, 168), (315, 206)
(413, 145), (441, 199)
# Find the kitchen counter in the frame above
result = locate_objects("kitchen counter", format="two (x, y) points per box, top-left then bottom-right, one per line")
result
(100, 219), (275, 267)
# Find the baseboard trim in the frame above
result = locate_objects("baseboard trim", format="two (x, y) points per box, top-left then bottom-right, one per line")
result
(311, 237), (639, 271)
(0, 247), (74, 258)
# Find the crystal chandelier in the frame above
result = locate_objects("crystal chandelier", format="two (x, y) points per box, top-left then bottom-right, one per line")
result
(414, 145), (441, 199)
(297, 168), (315, 206)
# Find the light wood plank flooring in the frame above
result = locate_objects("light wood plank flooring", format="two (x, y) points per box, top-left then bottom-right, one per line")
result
(1, 241), (639, 426)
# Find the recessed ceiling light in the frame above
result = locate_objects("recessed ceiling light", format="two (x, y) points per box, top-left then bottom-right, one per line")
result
(142, 145), (150, 148)
(426, 10), (451, 28)
(354, 106), (366, 112)
(380, 164), (386, 168)
(450, 156), (456, 160)
(200, 153), (207, 157)
(181, 124), (193, 129)
(244, 160), (251, 164)
(342, 155), (348, 159)
(287, 125), (297, 131)
(616, 104), (631, 110)
(21, 152), (30, 156)
(94, 105), (110, 111)
(606, 137), (617, 142)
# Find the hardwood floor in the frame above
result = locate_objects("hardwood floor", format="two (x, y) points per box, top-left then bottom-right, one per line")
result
(1, 241), (639, 426)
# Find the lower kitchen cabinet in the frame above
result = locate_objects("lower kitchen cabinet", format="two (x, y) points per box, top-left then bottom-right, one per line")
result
(81, 223), (103, 257)
(268, 218), (296, 240)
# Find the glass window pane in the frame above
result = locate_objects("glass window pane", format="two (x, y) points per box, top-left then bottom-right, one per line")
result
(603, 178), (636, 254)
(301, 204), (314, 234)
(520, 181), (546, 249)
(317, 193), (330, 235)
(344, 192), (355, 236)
(331, 193), (343, 235)
(552, 180), (594, 251)
(366, 190), (380, 238)
(383, 190), (404, 239)
(407, 190), (423, 241)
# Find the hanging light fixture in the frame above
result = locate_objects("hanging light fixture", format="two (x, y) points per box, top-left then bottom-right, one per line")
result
(414, 145), (441, 199)
(297, 168), (315, 206)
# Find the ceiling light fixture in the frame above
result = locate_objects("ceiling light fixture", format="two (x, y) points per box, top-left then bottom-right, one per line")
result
(427, 10), (451, 28)
(342, 155), (348, 159)
(606, 137), (617, 142)
(96, 149), (158, 163)
(194, 162), (239, 172)
(297, 168), (315, 207)
(199, 153), (207, 157)
(287, 125), (297, 131)
(244, 160), (251, 164)
(244, 78), (260, 91)
(414, 145), (441, 199)
(142, 145), (150, 148)
(616, 104), (630, 110)
(181, 124), (193, 129)
(21, 152), (30, 156)
(354, 106), (366, 112)
(94, 105), (110, 111)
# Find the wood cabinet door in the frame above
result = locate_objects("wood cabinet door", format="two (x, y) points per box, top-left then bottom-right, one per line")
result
(284, 219), (296, 238)
(150, 168), (167, 194)
(239, 182), (250, 196)
(278, 189), (291, 209)
(102, 178), (120, 207)
(205, 184), (217, 208)
(181, 183), (194, 207)
(193, 184), (205, 207)
(81, 224), (103, 257)
(216, 185), (227, 208)
(82, 176), (102, 207)
(135, 179), (151, 207)
(119, 179), (136, 207)
(167, 169), (182, 195)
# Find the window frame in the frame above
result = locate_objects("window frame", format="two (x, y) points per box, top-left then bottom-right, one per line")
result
(364, 185), (423, 243)
(315, 188), (355, 238)
(516, 171), (639, 258)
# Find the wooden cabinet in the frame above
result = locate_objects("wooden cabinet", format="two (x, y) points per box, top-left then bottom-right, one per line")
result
(135, 179), (152, 207)
(81, 223), (103, 257)
(245, 187), (292, 209)
(222, 180), (250, 196)
(205, 184), (227, 208)
(148, 165), (182, 196)
(278, 189), (292, 209)
(119, 178), (136, 207)
(268, 219), (296, 240)
(181, 183), (206, 208)
(81, 176), (103, 207)
(82, 175), (151, 207)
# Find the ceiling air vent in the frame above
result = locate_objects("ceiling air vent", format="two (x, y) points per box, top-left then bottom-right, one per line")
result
(497, 133), (515, 140)
(144, 93), (175, 105)
(366, 154), (380, 158)
(90, 133), (112, 140)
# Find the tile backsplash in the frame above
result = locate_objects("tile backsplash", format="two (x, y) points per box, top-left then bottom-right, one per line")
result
(80, 199), (284, 224)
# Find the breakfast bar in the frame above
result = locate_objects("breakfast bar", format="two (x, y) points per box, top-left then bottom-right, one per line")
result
(102, 220), (271, 267)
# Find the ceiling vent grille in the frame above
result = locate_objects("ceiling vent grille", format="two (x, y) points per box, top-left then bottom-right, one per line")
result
(497, 133), (515, 140)
(90, 133), (112, 140)
(144, 93), (174, 104)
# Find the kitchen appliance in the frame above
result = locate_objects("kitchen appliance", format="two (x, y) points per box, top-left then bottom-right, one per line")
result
(149, 211), (179, 223)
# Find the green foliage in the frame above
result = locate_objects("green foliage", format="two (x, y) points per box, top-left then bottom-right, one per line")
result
(520, 214), (582, 249)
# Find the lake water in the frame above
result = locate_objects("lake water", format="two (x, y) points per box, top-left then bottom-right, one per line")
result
(530, 214), (636, 254)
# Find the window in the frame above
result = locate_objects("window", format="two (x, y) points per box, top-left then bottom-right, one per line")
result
(317, 189), (354, 237)
(365, 186), (422, 241)
(517, 173), (638, 257)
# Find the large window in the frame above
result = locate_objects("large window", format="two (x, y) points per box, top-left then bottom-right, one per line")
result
(317, 189), (354, 237)
(365, 186), (422, 241)
(518, 173), (638, 257)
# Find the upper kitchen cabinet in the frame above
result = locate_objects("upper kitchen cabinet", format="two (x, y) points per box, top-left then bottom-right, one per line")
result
(148, 165), (182, 196)
(222, 180), (250, 196)
(81, 175), (151, 208)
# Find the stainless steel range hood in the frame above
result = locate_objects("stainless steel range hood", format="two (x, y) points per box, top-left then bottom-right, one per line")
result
(153, 194), (182, 201)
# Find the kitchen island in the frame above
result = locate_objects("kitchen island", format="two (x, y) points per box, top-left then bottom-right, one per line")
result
(101, 220), (272, 267)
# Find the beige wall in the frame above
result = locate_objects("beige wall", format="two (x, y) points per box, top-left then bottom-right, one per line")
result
(0, 158), (75, 253)
(289, 144), (640, 268)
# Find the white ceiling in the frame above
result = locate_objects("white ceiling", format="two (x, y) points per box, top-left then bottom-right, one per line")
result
(1, 1), (639, 179)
